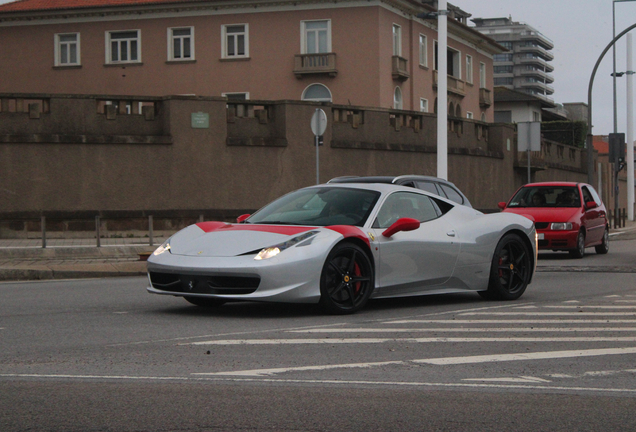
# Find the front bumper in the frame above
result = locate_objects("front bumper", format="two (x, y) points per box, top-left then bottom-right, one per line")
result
(536, 229), (578, 250)
(146, 245), (329, 304)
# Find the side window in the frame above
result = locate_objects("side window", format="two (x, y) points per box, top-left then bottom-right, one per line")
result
(374, 192), (440, 229)
(581, 186), (594, 204)
(415, 181), (440, 195)
(222, 24), (249, 58)
(55, 33), (80, 66)
(439, 184), (464, 205)
(588, 186), (602, 205)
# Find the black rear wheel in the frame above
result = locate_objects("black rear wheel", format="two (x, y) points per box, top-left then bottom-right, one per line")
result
(479, 233), (531, 300)
(595, 227), (609, 255)
(319, 243), (374, 315)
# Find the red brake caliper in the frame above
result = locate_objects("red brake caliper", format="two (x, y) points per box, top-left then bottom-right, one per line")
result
(353, 262), (362, 293)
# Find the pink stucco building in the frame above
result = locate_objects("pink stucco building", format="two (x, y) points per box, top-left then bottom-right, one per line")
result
(0, 0), (503, 120)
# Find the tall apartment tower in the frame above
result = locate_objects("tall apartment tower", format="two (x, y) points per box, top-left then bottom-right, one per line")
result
(471, 17), (554, 103)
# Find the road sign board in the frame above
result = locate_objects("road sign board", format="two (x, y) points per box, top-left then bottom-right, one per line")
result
(310, 109), (327, 136)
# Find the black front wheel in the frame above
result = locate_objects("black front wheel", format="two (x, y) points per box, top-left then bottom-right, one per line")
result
(569, 231), (586, 259)
(479, 233), (532, 301)
(319, 242), (374, 315)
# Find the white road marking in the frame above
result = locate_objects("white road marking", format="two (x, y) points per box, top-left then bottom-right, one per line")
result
(413, 347), (636, 365)
(288, 327), (636, 333)
(563, 300), (581, 303)
(188, 337), (636, 345)
(544, 305), (636, 309)
(386, 319), (636, 324)
(460, 312), (636, 316)
(190, 347), (636, 377)
(3, 373), (636, 394)
(463, 376), (552, 383)
(193, 361), (404, 377)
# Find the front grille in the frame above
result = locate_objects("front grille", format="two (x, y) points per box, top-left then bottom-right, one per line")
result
(149, 272), (260, 295)
(538, 240), (549, 247)
(551, 240), (568, 247)
(535, 222), (549, 229)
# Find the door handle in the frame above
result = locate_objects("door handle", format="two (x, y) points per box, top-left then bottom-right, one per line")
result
(446, 230), (456, 237)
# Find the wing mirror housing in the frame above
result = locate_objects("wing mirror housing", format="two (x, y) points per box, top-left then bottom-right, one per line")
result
(382, 218), (420, 238)
(498, 202), (507, 210)
(585, 201), (598, 210)
(236, 214), (251, 223)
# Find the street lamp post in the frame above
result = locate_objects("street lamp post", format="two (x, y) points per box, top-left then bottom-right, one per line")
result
(612, 0), (636, 221)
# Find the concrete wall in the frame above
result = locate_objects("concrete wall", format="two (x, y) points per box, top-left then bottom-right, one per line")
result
(0, 93), (593, 236)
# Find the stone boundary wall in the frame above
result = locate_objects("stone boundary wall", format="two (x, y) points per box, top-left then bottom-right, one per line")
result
(0, 93), (594, 237)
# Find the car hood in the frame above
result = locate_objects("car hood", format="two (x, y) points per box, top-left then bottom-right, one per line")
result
(503, 207), (580, 223)
(169, 222), (318, 257)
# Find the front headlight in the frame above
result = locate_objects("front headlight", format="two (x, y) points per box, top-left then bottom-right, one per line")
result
(153, 238), (171, 256)
(254, 231), (318, 260)
(550, 222), (573, 231)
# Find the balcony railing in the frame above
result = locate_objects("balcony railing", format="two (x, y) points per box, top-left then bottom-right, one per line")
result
(433, 70), (465, 97)
(479, 88), (492, 108)
(294, 53), (337, 78)
(392, 56), (409, 81)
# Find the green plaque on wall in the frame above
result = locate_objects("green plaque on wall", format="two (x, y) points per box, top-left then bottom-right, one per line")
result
(191, 112), (209, 129)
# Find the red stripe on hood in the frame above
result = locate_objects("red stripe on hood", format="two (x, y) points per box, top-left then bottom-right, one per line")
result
(196, 222), (316, 236)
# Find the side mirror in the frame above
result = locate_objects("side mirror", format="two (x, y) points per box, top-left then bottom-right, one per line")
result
(382, 217), (420, 238)
(498, 202), (507, 210)
(585, 201), (598, 210)
(236, 214), (251, 223)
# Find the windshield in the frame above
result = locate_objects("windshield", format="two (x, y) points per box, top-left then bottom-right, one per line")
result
(246, 187), (381, 227)
(508, 186), (581, 208)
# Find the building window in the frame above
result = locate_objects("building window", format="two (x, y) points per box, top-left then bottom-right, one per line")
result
(420, 98), (428, 112)
(494, 65), (513, 74)
(493, 53), (513, 62)
(302, 83), (332, 102)
(106, 30), (140, 64)
(479, 62), (486, 88)
(168, 27), (194, 61)
(419, 34), (427, 67)
(223, 92), (249, 100)
(494, 77), (514, 85)
(393, 86), (403, 110)
(533, 111), (541, 122)
(392, 24), (401, 56)
(302, 20), (330, 54)
(465, 55), (473, 84)
(434, 43), (461, 79)
(223, 24), (249, 58)
(467, 112), (474, 119)
(55, 33), (80, 66)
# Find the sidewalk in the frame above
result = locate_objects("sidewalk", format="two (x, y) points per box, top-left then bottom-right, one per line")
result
(0, 238), (159, 281)
(0, 220), (634, 282)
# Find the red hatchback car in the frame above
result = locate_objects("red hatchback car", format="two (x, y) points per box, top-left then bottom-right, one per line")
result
(499, 182), (609, 258)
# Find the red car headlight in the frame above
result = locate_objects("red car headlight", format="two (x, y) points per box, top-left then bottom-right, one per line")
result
(550, 222), (573, 230)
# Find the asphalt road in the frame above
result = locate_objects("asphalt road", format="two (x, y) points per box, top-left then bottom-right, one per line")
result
(2, 240), (636, 432)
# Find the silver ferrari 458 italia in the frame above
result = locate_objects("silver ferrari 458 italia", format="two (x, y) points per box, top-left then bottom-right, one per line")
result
(147, 183), (537, 314)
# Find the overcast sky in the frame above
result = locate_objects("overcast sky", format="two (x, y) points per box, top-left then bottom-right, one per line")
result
(1, 0), (635, 134)
(461, 0), (636, 135)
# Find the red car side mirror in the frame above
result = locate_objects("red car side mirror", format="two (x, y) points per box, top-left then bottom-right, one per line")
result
(236, 214), (251, 223)
(382, 218), (420, 238)
(498, 202), (507, 210)
(585, 201), (598, 210)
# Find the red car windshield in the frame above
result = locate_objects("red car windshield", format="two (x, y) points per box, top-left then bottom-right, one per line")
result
(508, 186), (581, 208)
